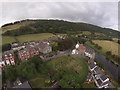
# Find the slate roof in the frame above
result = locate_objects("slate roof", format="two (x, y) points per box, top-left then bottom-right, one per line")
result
(3, 50), (14, 56)
(100, 75), (108, 81)
(89, 62), (96, 69)
(96, 79), (102, 86)
(13, 81), (32, 89)
(93, 67), (102, 74)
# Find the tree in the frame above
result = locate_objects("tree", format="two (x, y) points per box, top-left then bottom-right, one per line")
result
(50, 42), (59, 52)
(3, 66), (17, 81)
(58, 38), (74, 51)
(2, 43), (11, 52)
(16, 61), (37, 79)
(106, 51), (112, 56)
(29, 55), (43, 72)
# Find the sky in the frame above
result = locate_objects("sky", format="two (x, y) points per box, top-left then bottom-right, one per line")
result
(0, 1), (119, 30)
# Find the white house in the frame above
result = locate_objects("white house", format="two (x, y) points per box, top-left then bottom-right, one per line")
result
(94, 75), (109, 88)
(88, 62), (97, 71)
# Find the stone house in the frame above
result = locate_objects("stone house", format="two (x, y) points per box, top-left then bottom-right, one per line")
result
(36, 42), (52, 54)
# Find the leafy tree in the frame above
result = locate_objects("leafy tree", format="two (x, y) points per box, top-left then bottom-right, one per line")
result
(2, 43), (11, 52)
(29, 55), (43, 72)
(4, 66), (17, 81)
(16, 61), (37, 79)
(58, 38), (74, 51)
(106, 51), (112, 56)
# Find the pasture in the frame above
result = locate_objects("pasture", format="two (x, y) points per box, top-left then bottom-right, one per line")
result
(82, 31), (91, 35)
(2, 33), (55, 45)
(16, 33), (55, 42)
(2, 36), (16, 45)
(92, 40), (120, 56)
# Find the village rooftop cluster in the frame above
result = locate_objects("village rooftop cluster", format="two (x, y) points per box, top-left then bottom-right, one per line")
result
(0, 34), (111, 88)
(72, 43), (110, 88)
(0, 35), (63, 69)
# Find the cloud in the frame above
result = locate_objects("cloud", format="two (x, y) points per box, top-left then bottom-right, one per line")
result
(1, 2), (118, 30)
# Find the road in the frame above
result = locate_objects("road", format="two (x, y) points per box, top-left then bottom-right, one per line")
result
(43, 50), (72, 61)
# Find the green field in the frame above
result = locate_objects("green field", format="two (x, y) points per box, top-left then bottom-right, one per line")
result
(82, 31), (91, 35)
(2, 36), (16, 45)
(92, 40), (120, 56)
(2, 33), (55, 45)
(16, 33), (55, 42)
(30, 56), (89, 88)
(95, 32), (105, 36)
(2, 21), (35, 33)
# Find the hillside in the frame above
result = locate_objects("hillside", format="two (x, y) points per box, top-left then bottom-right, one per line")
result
(1, 20), (35, 33)
(1, 19), (120, 38)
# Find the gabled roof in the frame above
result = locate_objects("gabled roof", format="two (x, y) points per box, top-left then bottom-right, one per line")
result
(3, 50), (14, 56)
(13, 81), (32, 89)
(93, 66), (102, 74)
(79, 46), (86, 50)
(89, 62), (96, 69)
(100, 75), (108, 81)
(96, 79), (103, 86)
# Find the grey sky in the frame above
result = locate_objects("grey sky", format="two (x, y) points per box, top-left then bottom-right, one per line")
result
(1, 2), (118, 30)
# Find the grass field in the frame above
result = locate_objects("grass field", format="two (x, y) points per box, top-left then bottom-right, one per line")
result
(95, 32), (105, 36)
(30, 56), (89, 88)
(92, 40), (120, 56)
(82, 31), (91, 35)
(2, 21), (35, 33)
(2, 36), (16, 45)
(2, 33), (55, 45)
(16, 33), (55, 42)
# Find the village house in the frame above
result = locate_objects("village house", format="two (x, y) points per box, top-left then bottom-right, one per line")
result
(72, 42), (95, 59)
(12, 43), (25, 51)
(0, 56), (5, 69)
(72, 42), (86, 55)
(93, 73), (109, 88)
(22, 41), (30, 46)
(88, 61), (110, 88)
(11, 42), (19, 47)
(18, 46), (39, 61)
(36, 42), (52, 54)
(88, 61), (97, 72)
(12, 78), (32, 89)
(2, 50), (16, 66)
